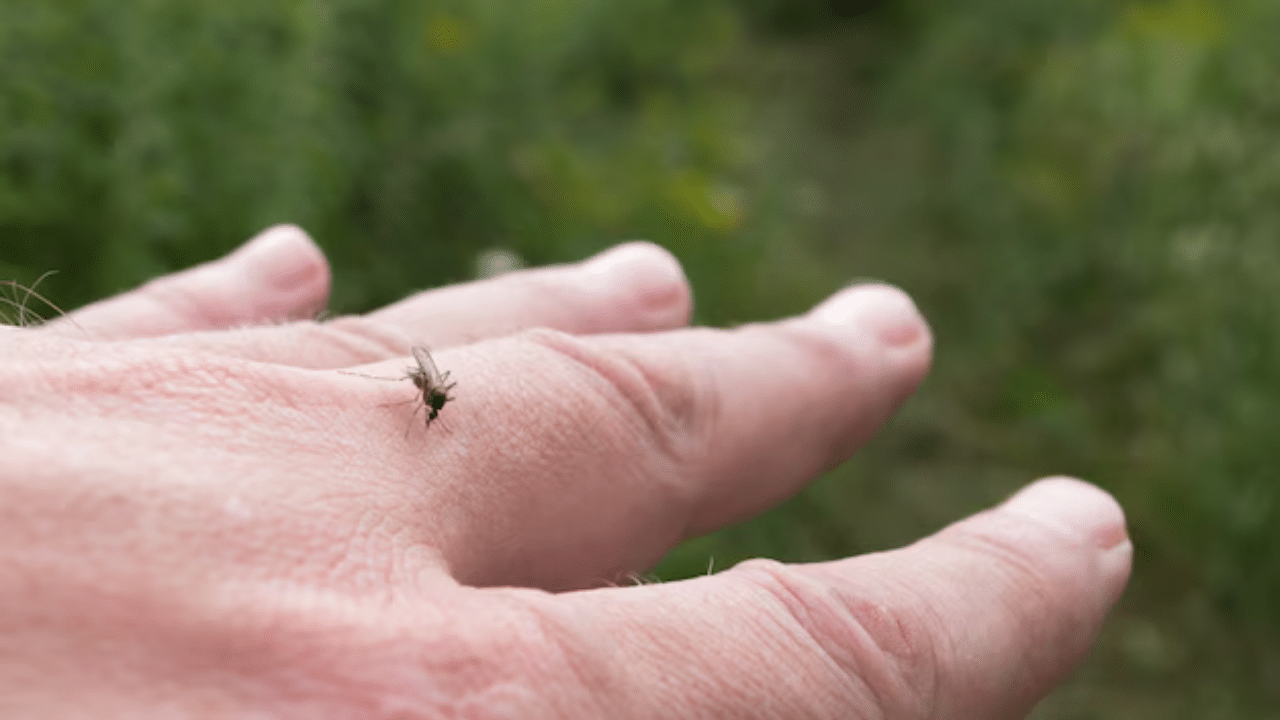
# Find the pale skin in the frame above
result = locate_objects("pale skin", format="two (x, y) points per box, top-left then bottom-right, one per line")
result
(0, 225), (1132, 718)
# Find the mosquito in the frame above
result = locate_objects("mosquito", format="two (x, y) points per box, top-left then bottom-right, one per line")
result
(341, 346), (456, 432)
(405, 346), (456, 428)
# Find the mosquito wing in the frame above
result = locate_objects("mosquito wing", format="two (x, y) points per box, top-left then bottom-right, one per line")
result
(411, 346), (444, 385)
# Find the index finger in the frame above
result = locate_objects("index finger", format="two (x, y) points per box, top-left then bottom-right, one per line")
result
(527, 478), (1132, 719)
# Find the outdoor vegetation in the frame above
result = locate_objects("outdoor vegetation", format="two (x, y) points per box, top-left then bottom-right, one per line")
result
(3, 0), (1279, 715)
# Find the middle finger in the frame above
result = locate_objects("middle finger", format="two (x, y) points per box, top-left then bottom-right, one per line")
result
(344, 284), (932, 590)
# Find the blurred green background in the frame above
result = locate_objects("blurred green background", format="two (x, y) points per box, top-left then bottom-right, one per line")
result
(2, 0), (1278, 715)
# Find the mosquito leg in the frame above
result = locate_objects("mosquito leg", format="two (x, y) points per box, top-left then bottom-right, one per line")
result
(336, 370), (401, 382)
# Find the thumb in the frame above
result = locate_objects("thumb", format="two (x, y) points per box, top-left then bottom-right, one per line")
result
(542, 477), (1132, 719)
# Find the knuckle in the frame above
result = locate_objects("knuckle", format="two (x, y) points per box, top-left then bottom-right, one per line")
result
(732, 558), (940, 718)
(517, 327), (718, 465)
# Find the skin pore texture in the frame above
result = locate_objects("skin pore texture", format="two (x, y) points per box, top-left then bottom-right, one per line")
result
(0, 225), (1131, 719)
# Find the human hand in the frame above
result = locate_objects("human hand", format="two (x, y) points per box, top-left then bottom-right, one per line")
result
(0, 225), (1131, 718)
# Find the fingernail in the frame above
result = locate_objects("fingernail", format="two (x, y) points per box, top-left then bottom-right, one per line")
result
(1003, 477), (1131, 551)
(810, 284), (927, 348)
(235, 225), (323, 292)
(581, 242), (689, 314)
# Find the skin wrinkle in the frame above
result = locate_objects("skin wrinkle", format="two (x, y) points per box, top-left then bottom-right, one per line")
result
(317, 508), (401, 597)
(518, 329), (679, 447)
(733, 560), (897, 720)
(668, 322), (901, 539)
(825, 585), (936, 719)
(867, 564), (948, 720)
(557, 587), (733, 720)
(706, 575), (869, 719)
(595, 328), (724, 464)
(514, 593), (618, 720)
(722, 583), (863, 719)
(812, 558), (949, 720)
(481, 330), (711, 576)
(512, 328), (699, 511)
(319, 513), (442, 605)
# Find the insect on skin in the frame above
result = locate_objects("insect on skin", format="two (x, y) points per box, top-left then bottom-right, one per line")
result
(339, 346), (456, 432)
(405, 346), (456, 428)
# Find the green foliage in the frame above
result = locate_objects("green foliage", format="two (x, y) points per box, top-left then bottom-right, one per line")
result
(5, 0), (1280, 714)
(903, 0), (1280, 648)
(0, 0), (787, 320)
(667, 0), (1280, 714)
